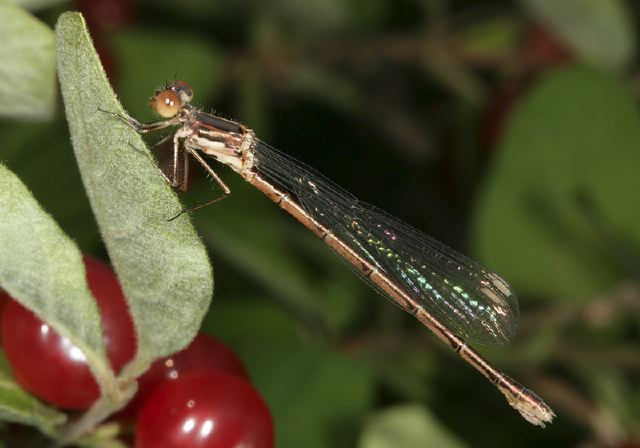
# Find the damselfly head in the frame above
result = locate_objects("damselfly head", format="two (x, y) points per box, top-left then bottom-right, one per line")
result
(149, 80), (194, 118)
(171, 80), (194, 104)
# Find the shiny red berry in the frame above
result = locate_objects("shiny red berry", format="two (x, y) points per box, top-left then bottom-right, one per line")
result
(2, 256), (136, 409)
(121, 333), (249, 418)
(136, 371), (273, 448)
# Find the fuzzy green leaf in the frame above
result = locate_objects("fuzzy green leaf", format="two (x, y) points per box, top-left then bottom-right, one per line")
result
(0, 0), (56, 120)
(0, 163), (110, 399)
(55, 12), (212, 363)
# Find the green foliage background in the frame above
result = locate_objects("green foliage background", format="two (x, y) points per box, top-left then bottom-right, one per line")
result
(1, 0), (640, 446)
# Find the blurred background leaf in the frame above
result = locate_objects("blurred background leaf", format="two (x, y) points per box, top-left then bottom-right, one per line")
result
(474, 66), (640, 301)
(522, 0), (636, 70)
(13, 0), (66, 11)
(0, 352), (65, 437)
(359, 404), (467, 448)
(0, 0), (56, 121)
(0, 376), (65, 437)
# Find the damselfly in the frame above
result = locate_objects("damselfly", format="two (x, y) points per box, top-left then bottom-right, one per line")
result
(106, 80), (555, 426)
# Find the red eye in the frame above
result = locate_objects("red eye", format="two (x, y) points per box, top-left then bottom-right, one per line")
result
(151, 90), (181, 118)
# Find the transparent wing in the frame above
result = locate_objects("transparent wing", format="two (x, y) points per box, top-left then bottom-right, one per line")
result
(253, 141), (519, 345)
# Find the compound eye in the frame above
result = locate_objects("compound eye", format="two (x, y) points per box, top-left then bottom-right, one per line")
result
(172, 80), (193, 104)
(151, 90), (181, 118)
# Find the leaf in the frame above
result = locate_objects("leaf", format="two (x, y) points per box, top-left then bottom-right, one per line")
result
(361, 348), (435, 402)
(359, 404), (467, 448)
(254, 344), (374, 448)
(55, 12), (212, 363)
(0, 350), (65, 435)
(204, 300), (305, 347)
(522, 0), (636, 70)
(473, 66), (640, 301)
(272, 0), (348, 35)
(0, 163), (110, 402)
(457, 16), (524, 61)
(0, 376), (65, 435)
(343, 0), (390, 27)
(13, 0), (66, 10)
(74, 422), (129, 448)
(0, 0), (56, 120)
(586, 368), (633, 425)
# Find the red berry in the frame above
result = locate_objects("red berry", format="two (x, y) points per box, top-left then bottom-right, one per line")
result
(75, 0), (134, 80)
(481, 82), (525, 149)
(0, 289), (10, 312)
(523, 23), (573, 72)
(0, 289), (11, 344)
(2, 256), (136, 409)
(77, 0), (136, 30)
(136, 371), (273, 448)
(83, 256), (136, 372)
(121, 333), (249, 417)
